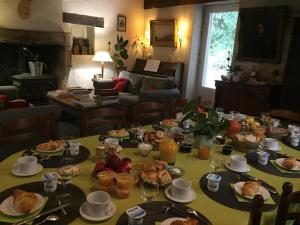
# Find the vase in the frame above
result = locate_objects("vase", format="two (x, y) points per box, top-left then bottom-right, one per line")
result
(29, 61), (43, 76)
(194, 134), (214, 148)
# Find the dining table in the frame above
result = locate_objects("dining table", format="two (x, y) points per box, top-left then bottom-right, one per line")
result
(0, 128), (300, 225)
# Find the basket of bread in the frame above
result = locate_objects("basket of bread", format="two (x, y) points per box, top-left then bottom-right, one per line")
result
(231, 132), (260, 152)
(267, 127), (288, 140)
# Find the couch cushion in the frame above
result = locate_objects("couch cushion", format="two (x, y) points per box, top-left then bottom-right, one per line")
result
(119, 92), (140, 106)
(140, 76), (174, 92)
(112, 77), (129, 92)
(125, 73), (144, 95)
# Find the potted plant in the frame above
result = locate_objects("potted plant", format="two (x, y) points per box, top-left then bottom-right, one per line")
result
(182, 99), (229, 147)
(23, 47), (44, 76)
(111, 35), (128, 74)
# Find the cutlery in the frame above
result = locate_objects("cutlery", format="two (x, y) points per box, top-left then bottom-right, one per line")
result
(13, 202), (70, 225)
(35, 215), (59, 225)
(186, 208), (212, 225)
(58, 199), (67, 216)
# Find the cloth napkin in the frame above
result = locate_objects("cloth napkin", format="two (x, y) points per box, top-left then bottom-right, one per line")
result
(270, 160), (300, 174)
(230, 184), (275, 204)
(0, 197), (48, 224)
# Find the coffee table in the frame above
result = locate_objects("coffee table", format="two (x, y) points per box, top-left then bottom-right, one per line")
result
(47, 91), (120, 136)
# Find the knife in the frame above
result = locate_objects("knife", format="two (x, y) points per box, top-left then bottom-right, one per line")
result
(237, 173), (277, 194)
(14, 202), (70, 225)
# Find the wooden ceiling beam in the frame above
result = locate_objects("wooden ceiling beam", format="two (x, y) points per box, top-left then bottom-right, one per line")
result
(144, 0), (224, 9)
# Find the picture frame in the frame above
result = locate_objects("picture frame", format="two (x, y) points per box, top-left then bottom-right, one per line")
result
(117, 15), (126, 32)
(150, 19), (177, 47)
(237, 6), (286, 64)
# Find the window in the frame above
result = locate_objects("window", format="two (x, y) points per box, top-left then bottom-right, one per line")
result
(200, 5), (239, 89)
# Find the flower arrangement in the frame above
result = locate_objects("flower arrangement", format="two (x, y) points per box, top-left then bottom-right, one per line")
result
(182, 99), (229, 139)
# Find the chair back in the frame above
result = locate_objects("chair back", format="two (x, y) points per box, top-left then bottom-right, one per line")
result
(80, 106), (126, 137)
(134, 101), (165, 125)
(171, 98), (187, 118)
(275, 182), (300, 225)
(270, 109), (300, 124)
(248, 194), (264, 225)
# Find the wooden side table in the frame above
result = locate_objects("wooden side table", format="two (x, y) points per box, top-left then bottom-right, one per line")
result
(12, 73), (57, 105)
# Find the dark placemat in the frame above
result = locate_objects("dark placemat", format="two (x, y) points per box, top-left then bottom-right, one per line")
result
(282, 136), (300, 151)
(245, 151), (300, 178)
(0, 181), (86, 225)
(199, 171), (279, 212)
(116, 201), (211, 225)
(23, 145), (90, 168)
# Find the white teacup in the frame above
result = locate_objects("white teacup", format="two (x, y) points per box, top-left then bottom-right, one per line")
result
(85, 191), (111, 217)
(265, 138), (279, 150)
(14, 156), (38, 174)
(229, 155), (247, 171)
(171, 179), (192, 200)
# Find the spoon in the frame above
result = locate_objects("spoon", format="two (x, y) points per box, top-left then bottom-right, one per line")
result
(187, 208), (211, 225)
(35, 215), (59, 225)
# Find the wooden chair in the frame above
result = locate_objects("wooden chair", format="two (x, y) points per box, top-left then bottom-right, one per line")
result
(133, 101), (165, 125)
(248, 194), (264, 225)
(0, 113), (58, 152)
(80, 107), (126, 137)
(275, 182), (300, 225)
(270, 109), (300, 124)
(170, 98), (188, 118)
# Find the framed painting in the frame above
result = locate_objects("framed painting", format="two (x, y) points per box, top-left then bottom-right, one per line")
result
(237, 6), (286, 64)
(150, 19), (177, 47)
(117, 15), (126, 32)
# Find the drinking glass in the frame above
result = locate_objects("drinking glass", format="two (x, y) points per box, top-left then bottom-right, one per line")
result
(215, 107), (224, 121)
(230, 111), (240, 120)
(61, 137), (75, 163)
(57, 172), (74, 195)
(216, 134), (226, 146)
(140, 181), (159, 202)
(209, 151), (224, 173)
(260, 112), (270, 121)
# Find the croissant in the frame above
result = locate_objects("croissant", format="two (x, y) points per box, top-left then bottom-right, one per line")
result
(170, 219), (198, 225)
(283, 157), (297, 169)
(13, 189), (38, 214)
(242, 181), (260, 197)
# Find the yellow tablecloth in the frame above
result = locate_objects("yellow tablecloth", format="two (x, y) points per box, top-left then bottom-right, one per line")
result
(1, 135), (300, 225)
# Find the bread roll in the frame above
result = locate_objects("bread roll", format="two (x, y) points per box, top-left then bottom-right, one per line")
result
(170, 219), (199, 225)
(13, 189), (38, 214)
(283, 157), (297, 169)
(242, 181), (260, 197)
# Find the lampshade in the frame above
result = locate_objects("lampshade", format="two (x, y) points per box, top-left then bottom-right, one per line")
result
(92, 51), (113, 62)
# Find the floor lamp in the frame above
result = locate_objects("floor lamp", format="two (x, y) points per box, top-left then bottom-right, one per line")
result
(92, 51), (113, 79)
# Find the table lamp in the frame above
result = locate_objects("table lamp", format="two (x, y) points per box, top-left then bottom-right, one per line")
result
(92, 51), (113, 79)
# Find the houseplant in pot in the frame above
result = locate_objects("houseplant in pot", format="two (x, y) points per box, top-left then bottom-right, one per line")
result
(182, 99), (229, 148)
(111, 35), (128, 75)
(23, 47), (43, 76)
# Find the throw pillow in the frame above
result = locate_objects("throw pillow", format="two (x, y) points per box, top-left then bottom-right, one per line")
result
(112, 77), (129, 92)
(0, 95), (8, 110)
(6, 99), (29, 109)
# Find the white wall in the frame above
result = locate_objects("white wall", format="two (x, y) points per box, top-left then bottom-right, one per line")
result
(63, 0), (145, 88)
(0, 0), (64, 32)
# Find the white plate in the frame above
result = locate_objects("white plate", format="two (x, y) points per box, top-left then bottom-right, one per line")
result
(35, 145), (65, 153)
(275, 158), (300, 171)
(225, 161), (250, 173)
(164, 186), (196, 203)
(79, 201), (117, 222)
(11, 164), (43, 177)
(0, 193), (44, 216)
(233, 182), (270, 201)
(161, 217), (187, 225)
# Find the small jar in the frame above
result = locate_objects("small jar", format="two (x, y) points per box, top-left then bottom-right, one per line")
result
(197, 146), (210, 160)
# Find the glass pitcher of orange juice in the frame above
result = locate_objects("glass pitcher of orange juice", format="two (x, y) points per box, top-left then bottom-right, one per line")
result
(159, 137), (179, 165)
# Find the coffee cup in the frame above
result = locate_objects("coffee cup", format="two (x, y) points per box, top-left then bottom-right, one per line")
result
(14, 156), (38, 174)
(257, 151), (270, 165)
(265, 138), (279, 150)
(229, 155), (247, 171)
(171, 179), (192, 200)
(85, 191), (111, 217)
(206, 173), (222, 192)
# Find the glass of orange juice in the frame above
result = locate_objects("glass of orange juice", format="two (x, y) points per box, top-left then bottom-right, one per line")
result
(97, 171), (116, 192)
(115, 173), (134, 198)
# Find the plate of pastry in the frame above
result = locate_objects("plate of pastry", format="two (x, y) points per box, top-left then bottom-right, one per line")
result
(161, 218), (199, 225)
(275, 157), (300, 171)
(160, 119), (178, 128)
(233, 181), (270, 201)
(35, 140), (65, 153)
(0, 189), (44, 216)
(107, 129), (129, 138)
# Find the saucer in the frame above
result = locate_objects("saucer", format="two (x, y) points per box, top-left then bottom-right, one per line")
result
(79, 201), (117, 221)
(224, 161), (250, 173)
(164, 186), (196, 203)
(11, 164), (43, 177)
(266, 146), (281, 152)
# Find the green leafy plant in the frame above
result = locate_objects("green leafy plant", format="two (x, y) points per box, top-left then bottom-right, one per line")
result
(182, 99), (229, 138)
(111, 35), (128, 69)
(22, 47), (39, 62)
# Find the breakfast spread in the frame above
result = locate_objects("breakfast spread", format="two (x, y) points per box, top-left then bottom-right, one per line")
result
(13, 189), (38, 214)
(242, 181), (260, 197)
(35, 140), (65, 152)
(107, 129), (129, 138)
(170, 219), (198, 225)
(282, 157), (297, 169)
(160, 119), (178, 127)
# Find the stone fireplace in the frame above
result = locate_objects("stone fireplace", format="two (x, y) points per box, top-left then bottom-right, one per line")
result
(0, 27), (72, 88)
